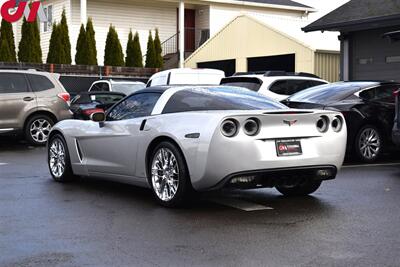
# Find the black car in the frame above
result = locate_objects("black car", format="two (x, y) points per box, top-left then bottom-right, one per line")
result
(393, 89), (400, 145)
(70, 92), (125, 120)
(283, 81), (400, 162)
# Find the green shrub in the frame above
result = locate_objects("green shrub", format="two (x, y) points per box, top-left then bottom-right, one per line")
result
(145, 31), (156, 68)
(0, 19), (16, 62)
(104, 25), (124, 66)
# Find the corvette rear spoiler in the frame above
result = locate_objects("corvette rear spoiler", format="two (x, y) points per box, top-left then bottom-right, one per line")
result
(263, 111), (314, 115)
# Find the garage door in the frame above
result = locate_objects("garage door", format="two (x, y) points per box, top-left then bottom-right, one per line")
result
(197, 59), (236, 76)
(248, 54), (295, 72)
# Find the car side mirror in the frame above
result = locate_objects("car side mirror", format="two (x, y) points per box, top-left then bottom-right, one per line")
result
(90, 112), (106, 127)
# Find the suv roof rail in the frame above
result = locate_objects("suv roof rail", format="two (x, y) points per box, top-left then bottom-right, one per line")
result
(232, 70), (321, 79)
(0, 66), (45, 72)
(263, 71), (320, 78)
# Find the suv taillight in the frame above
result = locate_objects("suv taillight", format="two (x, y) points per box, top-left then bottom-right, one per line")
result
(58, 93), (71, 104)
(394, 89), (400, 97)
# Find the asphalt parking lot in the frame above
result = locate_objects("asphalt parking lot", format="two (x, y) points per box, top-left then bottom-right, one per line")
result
(1, 138), (400, 267)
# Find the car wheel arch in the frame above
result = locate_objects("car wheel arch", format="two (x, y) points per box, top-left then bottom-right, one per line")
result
(145, 136), (190, 181)
(23, 111), (58, 132)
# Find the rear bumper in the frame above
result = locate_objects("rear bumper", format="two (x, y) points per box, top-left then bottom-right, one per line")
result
(206, 165), (337, 191)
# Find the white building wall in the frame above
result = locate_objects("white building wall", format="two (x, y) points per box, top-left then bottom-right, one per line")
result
(84, 0), (178, 66)
(209, 4), (303, 36)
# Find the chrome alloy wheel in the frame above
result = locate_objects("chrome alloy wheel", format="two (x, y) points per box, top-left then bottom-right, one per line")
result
(49, 139), (66, 178)
(30, 119), (52, 143)
(358, 127), (381, 160)
(151, 148), (179, 202)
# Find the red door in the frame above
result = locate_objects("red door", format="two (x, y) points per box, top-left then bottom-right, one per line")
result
(185, 9), (195, 52)
(177, 9), (196, 52)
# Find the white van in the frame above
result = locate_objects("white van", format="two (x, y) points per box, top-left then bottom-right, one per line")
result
(146, 68), (225, 87)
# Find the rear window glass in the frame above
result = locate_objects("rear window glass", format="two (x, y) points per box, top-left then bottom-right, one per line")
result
(27, 74), (55, 92)
(220, 77), (262, 92)
(0, 73), (28, 93)
(112, 83), (145, 95)
(287, 83), (375, 104)
(270, 79), (327, 96)
(162, 87), (286, 114)
(72, 93), (124, 105)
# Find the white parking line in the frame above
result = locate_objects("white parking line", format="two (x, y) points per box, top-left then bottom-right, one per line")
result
(0, 163), (9, 166)
(343, 162), (400, 168)
(209, 197), (274, 211)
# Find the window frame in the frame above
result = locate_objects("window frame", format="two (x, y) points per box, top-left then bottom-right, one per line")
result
(0, 72), (31, 94)
(105, 92), (162, 121)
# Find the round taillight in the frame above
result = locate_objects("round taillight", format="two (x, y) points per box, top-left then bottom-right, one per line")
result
(243, 118), (260, 136)
(221, 119), (238, 137)
(331, 116), (343, 132)
(316, 116), (329, 133)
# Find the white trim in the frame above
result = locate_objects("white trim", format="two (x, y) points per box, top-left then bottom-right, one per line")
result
(179, 1), (185, 68)
(80, 0), (87, 24)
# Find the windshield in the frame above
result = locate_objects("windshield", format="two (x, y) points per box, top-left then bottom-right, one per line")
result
(113, 83), (145, 95)
(286, 82), (376, 104)
(162, 86), (287, 114)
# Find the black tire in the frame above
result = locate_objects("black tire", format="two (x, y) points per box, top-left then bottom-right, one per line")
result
(148, 141), (193, 208)
(354, 125), (382, 163)
(25, 114), (55, 146)
(276, 180), (322, 197)
(48, 134), (76, 182)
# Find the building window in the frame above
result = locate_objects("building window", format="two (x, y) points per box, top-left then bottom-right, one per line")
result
(386, 56), (400, 63)
(358, 58), (373, 65)
(43, 5), (53, 33)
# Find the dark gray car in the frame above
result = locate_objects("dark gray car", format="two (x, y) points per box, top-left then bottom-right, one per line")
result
(0, 69), (72, 145)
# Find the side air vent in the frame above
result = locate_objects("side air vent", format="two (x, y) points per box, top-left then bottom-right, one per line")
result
(75, 139), (83, 162)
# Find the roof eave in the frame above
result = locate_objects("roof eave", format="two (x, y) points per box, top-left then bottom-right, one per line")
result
(303, 14), (400, 33)
(189, 0), (316, 12)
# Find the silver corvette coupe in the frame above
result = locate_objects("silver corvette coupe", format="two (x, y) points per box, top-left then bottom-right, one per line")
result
(47, 86), (347, 207)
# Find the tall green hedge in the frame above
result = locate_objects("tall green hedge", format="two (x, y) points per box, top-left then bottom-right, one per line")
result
(0, 19), (16, 62)
(59, 9), (71, 64)
(47, 23), (66, 64)
(145, 31), (156, 68)
(18, 18), (42, 63)
(75, 24), (87, 65)
(0, 38), (13, 62)
(126, 30), (143, 67)
(154, 28), (163, 68)
(86, 18), (97, 65)
(104, 25), (124, 66)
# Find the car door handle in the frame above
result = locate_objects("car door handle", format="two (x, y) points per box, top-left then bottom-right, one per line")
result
(23, 97), (34, 102)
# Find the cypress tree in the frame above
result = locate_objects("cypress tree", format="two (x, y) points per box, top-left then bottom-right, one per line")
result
(145, 31), (156, 68)
(86, 18), (97, 65)
(59, 8), (72, 64)
(47, 23), (65, 64)
(154, 28), (163, 68)
(126, 31), (143, 67)
(125, 30), (134, 67)
(0, 19), (17, 62)
(132, 32), (143, 67)
(0, 37), (13, 62)
(104, 25), (124, 66)
(75, 24), (87, 65)
(18, 17), (42, 63)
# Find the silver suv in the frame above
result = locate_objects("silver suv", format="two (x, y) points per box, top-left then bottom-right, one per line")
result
(0, 69), (72, 145)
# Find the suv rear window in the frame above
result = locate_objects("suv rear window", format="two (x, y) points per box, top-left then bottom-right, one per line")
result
(220, 77), (262, 91)
(27, 74), (55, 92)
(0, 73), (29, 93)
(270, 80), (326, 95)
